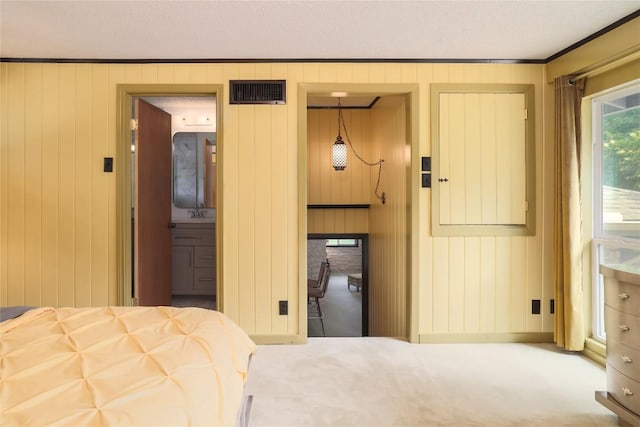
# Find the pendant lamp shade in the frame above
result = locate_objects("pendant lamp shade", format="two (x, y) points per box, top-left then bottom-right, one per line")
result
(332, 136), (347, 171)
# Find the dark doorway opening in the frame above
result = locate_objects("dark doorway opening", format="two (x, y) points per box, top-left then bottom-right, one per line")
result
(308, 233), (369, 337)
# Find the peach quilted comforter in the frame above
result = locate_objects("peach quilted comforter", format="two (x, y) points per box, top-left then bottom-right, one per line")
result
(1, 306), (256, 426)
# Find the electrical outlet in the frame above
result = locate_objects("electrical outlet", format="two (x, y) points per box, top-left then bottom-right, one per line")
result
(103, 157), (113, 172)
(532, 299), (541, 314)
(550, 299), (555, 314)
(279, 300), (288, 315)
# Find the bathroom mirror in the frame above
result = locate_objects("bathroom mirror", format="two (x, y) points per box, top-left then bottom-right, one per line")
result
(173, 132), (216, 209)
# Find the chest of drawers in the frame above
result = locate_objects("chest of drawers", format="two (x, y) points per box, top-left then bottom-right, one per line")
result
(596, 265), (640, 427)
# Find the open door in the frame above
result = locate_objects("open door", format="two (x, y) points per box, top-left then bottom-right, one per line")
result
(135, 98), (172, 306)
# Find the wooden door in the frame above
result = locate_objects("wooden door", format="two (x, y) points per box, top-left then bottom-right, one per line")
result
(135, 98), (172, 306)
(438, 92), (527, 226)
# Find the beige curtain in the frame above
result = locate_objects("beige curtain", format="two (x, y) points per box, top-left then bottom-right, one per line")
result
(553, 76), (586, 351)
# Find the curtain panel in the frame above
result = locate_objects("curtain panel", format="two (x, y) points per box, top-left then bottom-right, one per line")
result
(553, 76), (586, 351)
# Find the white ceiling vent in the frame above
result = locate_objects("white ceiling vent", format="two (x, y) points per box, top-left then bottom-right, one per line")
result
(230, 80), (286, 105)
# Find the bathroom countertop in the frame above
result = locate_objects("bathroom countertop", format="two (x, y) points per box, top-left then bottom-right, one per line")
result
(172, 218), (215, 225)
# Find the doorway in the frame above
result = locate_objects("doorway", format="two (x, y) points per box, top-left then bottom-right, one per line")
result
(308, 234), (369, 337)
(116, 85), (223, 309)
(300, 84), (418, 340)
(135, 96), (217, 309)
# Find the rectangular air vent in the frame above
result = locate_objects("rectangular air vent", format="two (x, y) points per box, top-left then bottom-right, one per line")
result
(230, 80), (286, 105)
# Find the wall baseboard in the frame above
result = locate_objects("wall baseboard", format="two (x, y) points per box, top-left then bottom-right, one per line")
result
(250, 334), (306, 345)
(419, 332), (554, 344)
(583, 337), (606, 367)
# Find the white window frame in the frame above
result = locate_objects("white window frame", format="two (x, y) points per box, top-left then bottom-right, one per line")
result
(591, 80), (640, 343)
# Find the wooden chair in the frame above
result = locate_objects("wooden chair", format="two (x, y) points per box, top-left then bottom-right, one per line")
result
(308, 260), (329, 288)
(308, 264), (330, 336)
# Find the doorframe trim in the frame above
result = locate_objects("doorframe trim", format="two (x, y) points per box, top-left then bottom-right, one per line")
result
(297, 83), (420, 342)
(116, 84), (224, 308)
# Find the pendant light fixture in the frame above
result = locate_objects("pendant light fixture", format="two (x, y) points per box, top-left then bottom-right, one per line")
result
(331, 98), (386, 204)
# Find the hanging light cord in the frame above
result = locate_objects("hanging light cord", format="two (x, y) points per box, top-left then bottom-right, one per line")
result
(338, 105), (386, 204)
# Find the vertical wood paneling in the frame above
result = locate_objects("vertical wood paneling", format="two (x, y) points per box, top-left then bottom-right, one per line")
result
(140, 64), (158, 83)
(495, 95), (512, 224)
(237, 102), (256, 333)
(75, 65), (92, 307)
(254, 104), (272, 334)
(307, 111), (320, 202)
(190, 64), (207, 82)
(0, 60), (551, 341)
(495, 236), (511, 332)
(464, 237), (481, 332)
(24, 64), (43, 306)
(58, 65), (76, 307)
(270, 100), (288, 332)
(157, 64), (175, 83)
(448, 94), (466, 225)
(480, 94), (497, 224)
(448, 236), (464, 332)
(479, 237), (496, 332)
(307, 109), (371, 233)
(368, 64), (384, 83)
(509, 236), (527, 332)
(439, 95), (451, 223)
(441, 91), (527, 227)
(464, 94), (481, 224)
(0, 63), (9, 306)
(125, 64), (142, 83)
(174, 64), (190, 82)
(91, 65), (109, 306)
(511, 94), (527, 224)
(41, 64), (60, 307)
(7, 64), (26, 305)
(369, 97), (408, 337)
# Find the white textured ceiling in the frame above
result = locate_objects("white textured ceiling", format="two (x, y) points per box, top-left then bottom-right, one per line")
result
(1, 1), (638, 61)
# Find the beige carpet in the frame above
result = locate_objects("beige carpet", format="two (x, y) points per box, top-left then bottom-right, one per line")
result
(244, 338), (616, 426)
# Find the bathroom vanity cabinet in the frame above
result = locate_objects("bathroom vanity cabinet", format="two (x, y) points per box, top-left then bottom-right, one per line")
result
(171, 223), (216, 295)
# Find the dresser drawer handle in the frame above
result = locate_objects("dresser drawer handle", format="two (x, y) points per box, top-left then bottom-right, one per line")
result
(622, 387), (634, 397)
(198, 278), (215, 282)
(618, 324), (630, 332)
(199, 256), (215, 259)
(618, 292), (630, 300)
(621, 355), (633, 364)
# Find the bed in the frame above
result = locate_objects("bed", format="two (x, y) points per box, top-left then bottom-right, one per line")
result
(0, 306), (256, 426)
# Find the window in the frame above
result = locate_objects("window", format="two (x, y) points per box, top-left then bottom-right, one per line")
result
(591, 80), (640, 342)
(326, 239), (358, 248)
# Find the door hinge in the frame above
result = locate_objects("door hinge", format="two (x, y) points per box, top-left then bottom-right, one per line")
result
(524, 201), (529, 212)
(523, 109), (528, 120)
(130, 119), (138, 131)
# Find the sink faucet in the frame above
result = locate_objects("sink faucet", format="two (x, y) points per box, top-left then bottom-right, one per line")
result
(189, 203), (207, 219)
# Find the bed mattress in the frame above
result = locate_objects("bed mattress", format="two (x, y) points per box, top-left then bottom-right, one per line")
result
(1, 306), (255, 426)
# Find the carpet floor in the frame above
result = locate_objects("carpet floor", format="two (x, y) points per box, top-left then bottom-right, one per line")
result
(244, 338), (616, 426)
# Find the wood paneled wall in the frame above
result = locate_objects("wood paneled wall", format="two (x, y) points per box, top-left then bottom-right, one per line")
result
(419, 64), (550, 339)
(307, 109), (371, 234)
(368, 97), (410, 337)
(2, 61), (550, 342)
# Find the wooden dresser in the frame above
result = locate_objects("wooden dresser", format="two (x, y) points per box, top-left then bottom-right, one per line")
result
(596, 265), (640, 427)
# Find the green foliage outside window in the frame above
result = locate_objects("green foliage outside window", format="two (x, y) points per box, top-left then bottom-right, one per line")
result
(603, 106), (640, 191)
